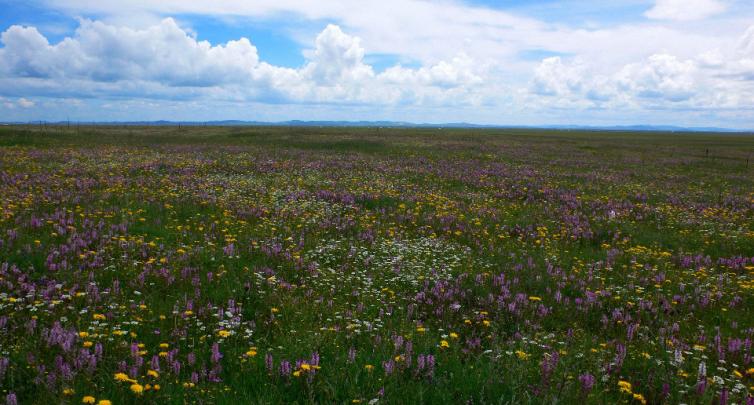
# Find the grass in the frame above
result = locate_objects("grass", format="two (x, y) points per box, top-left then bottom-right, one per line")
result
(0, 125), (752, 404)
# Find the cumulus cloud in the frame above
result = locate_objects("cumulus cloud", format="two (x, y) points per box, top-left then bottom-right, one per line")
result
(1, 16), (754, 126)
(645, 0), (727, 21)
(528, 53), (702, 108)
(530, 57), (587, 97)
(17, 98), (35, 108)
(303, 24), (373, 85)
(0, 97), (36, 109)
(0, 19), (262, 86)
(616, 54), (697, 102)
(0, 19), (487, 107)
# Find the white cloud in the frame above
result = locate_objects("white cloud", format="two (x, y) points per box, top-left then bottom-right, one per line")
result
(528, 53), (702, 107)
(0, 97), (36, 109)
(0, 19), (487, 107)
(303, 24), (373, 85)
(17, 98), (35, 108)
(0, 19), (263, 86)
(739, 25), (754, 55)
(616, 54), (697, 101)
(645, 0), (727, 21)
(530, 57), (587, 97)
(1, 13), (754, 127)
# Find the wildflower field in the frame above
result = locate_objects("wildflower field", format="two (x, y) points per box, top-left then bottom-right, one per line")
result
(0, 125), (753, 404)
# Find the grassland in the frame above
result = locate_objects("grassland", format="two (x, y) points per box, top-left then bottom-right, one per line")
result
(0, 125), (753, 404)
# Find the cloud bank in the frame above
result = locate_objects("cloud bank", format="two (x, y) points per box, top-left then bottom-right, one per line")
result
(0, 0), (753, 127)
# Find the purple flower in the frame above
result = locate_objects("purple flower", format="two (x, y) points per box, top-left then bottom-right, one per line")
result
(578, 373), (595, 392)
(211, 343), (222, 363)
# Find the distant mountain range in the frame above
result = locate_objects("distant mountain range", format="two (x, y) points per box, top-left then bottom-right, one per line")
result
(2, 120), (751, 133)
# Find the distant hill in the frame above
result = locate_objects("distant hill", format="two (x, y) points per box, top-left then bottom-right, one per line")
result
(2, 120), (751, 133)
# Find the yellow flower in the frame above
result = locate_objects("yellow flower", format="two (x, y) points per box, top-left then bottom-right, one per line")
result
(82, 396), (96, 404)
(482, 320), (491, 327)
(97, 401), (111, 405)
(528, 296), (542, 302)
(633, 393), (647, 404)
(153, 385), (160, 391)
(449, 332), (459, 339)
(364, 364), (374, 371)
(93, 313), (106, 320)
(293, 370), (302, 377)
(83, 341), (93, 348)
(734, 370), (744, 379)
(618, 380), (632, 394)
(246, 349), (258, 357)
(515, 350), (529, 360)
(147, 370), (159, 378)
(114, 373), (130, 382)
(300, 363), (312, 371)
(416, 326), (426, 333)
(159, 343), (169, 349)
(130, 384), (144, 395)
(440, 340), (450, 348)
(79, 331), (89, 338)
(218, 330), (231, 338)
(63, 388), (75, 396)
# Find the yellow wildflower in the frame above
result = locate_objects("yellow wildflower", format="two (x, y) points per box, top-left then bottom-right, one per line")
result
(633, 393), (647, 404)
(114, 373), (130, 382)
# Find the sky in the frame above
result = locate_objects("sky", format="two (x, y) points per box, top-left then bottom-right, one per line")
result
(0, 0), (753, 128)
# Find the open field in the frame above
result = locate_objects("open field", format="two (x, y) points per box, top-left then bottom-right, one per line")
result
(1, 125), (753, 404)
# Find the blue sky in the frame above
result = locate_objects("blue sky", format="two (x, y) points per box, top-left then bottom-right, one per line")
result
(1, 0), (753, 128)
